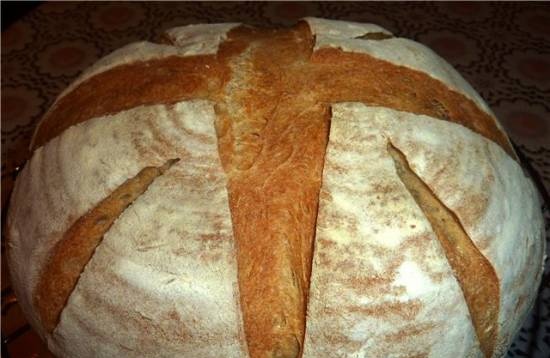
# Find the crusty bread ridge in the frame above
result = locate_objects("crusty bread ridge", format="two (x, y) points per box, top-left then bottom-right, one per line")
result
(35, 158), (179, 333)
(7, 18), (545, 358)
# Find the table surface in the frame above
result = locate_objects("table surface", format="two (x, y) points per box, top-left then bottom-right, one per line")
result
(1, 2), (549, 357)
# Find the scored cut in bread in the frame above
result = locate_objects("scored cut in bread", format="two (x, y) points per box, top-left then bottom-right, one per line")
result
(7, 18), (545, 358)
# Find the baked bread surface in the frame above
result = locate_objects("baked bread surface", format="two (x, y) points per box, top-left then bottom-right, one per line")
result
(7, 18), (545, 358)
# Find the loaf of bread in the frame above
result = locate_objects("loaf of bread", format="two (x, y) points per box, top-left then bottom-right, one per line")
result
(7, 18), (545, 358)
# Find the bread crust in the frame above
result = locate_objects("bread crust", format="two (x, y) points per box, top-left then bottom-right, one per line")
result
(388, 143), (499, 357)
(7, 18), (544, 358)
(35, 159), (178, 333)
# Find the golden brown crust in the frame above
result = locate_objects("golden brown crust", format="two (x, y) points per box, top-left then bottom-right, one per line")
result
(310, 48), (514, 158)
(218, 25), (325, 358)
(34, 159), (177, 333)
(31, 56), (223, 150)
(388, 143), (499, 358)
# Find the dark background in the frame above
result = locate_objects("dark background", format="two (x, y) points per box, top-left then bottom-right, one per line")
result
(2, 1), (42, 31)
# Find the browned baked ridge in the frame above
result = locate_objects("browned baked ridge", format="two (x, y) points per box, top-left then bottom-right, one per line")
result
(34, 159), (178, 333)
(30, 21), (507, 358)
(388, 143), (499, 358)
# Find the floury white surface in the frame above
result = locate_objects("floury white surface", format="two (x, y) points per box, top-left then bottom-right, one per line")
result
(303, 103), (544, 357)
(165, 23), (240, 53)
(9, 100), (248, 357)
(48, 101), (248, 357)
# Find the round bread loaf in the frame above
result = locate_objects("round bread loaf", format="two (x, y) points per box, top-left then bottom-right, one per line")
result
(7, 18), (546, 358)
